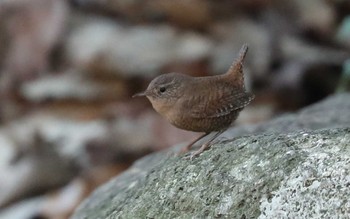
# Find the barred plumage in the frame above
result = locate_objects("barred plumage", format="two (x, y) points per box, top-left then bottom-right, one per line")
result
(133, 44), (253, 158)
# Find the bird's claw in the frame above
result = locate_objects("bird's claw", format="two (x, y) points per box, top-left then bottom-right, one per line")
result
(183, 153), (192, 160)
(182, 144), (210, 160)
(182, 152), (198, 161)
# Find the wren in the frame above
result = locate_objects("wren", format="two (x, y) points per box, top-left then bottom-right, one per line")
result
(133, 44), (254, 158)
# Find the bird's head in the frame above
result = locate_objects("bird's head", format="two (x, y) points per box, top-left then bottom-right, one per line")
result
(133, 73), (189, 114)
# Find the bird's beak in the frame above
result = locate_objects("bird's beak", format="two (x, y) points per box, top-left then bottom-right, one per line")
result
(132, 91), (147, 98)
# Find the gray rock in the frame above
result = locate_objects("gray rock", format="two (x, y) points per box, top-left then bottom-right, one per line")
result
(223, 92), (350, 137)
(71, 93), (350, 219)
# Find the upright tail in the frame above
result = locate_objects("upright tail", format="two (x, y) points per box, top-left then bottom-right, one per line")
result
(225, 44), (249, 88)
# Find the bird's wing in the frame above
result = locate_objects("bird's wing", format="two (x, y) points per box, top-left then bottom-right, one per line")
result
(186, 89), (254, 119)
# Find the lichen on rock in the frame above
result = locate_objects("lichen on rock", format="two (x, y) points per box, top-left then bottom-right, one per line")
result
(71, 93), (350, 219)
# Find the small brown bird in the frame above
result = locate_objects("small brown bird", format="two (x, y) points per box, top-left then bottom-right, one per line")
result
(133, 44), (254, 158)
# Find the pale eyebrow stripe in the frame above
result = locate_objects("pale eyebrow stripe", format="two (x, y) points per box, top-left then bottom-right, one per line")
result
(160, 81), (176, 87)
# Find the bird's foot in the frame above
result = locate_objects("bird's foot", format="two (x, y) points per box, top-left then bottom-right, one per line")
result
(178, 133), (210, 156)
(183, 142), (211, 160)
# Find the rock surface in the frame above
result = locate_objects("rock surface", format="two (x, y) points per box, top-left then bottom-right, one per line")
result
(72, 93), (350, 219)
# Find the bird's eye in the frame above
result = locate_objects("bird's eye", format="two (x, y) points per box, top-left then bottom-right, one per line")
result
(159, 87), (166, 93)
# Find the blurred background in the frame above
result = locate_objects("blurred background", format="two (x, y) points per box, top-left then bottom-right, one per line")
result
(0, 0), (349, 218)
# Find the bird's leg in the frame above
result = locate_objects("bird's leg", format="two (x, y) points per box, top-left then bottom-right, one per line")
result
(179, 132), (210, 154)
(189, 128), (227, 159)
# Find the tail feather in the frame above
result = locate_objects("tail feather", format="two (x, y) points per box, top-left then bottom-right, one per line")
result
(225, 44), (249, 88)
